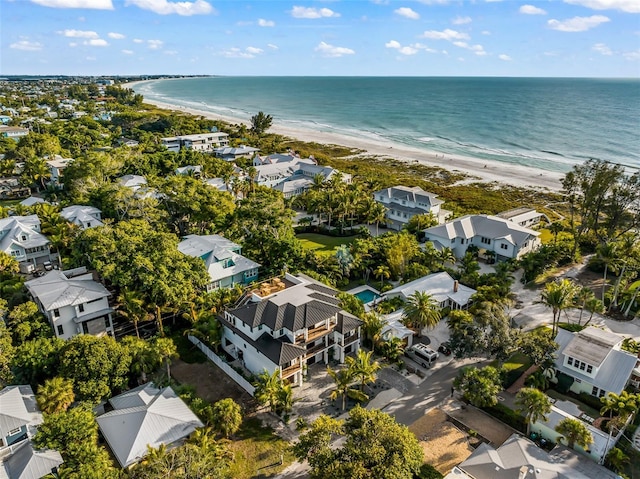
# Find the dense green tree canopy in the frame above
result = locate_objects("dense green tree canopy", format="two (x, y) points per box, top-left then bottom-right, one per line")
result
(294, 407), (424, 479)
(454, 366), (502, 408)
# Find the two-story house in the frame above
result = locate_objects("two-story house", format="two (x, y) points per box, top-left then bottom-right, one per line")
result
(220, 274), (362, 386)
(0, 215), (51, 269)
(423, 214), (541, 261)
(45, 155), (73, 187)
(161, 132), (229, 153)
(25, 267), (114, 340)
(496, 207), (546, 228)
(178, 234), (260, 291)
(214, 145), (260, 161)
(553, 326), (638, 398)
(60, 205), (103, 230)
(374, 186), (446, 230)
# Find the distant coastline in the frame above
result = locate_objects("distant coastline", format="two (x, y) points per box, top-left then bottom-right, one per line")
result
(126, 78), (575, 192)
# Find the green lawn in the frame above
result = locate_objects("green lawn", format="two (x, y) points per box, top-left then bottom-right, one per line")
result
(491, 352), (531, 373)
(227, 417), (295, 479)
(297, 233), (358, 255)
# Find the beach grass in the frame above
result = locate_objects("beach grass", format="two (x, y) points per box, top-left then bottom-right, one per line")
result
(297, 233), (358, 255)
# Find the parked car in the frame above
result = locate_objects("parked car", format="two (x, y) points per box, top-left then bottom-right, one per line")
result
(43, 261), (53, 271)
(438, 343), (452, 356)
(405, 344), (439, 368)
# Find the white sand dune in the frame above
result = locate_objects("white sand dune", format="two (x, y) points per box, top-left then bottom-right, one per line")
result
(126, 80), (564, 193)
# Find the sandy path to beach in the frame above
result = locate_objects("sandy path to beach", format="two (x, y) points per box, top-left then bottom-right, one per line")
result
(126, 81), (564, 192)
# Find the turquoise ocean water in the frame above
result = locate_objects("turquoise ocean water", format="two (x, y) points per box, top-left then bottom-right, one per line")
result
(133, 77), (640, 174)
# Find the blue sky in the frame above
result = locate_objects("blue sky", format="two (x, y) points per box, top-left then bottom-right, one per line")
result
(2, 0), (639, 77)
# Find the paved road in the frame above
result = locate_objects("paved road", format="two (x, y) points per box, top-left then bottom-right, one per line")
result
(383, 356), (490, 425)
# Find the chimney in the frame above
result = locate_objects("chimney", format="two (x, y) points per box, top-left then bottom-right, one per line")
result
(518, 466), (529, 479)
(453, 280), (459, 293)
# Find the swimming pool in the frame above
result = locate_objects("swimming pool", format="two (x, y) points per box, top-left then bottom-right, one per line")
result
(354, 289), (380, 304)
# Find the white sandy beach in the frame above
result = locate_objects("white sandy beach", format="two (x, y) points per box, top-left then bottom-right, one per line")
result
(125, 80), (564, 192)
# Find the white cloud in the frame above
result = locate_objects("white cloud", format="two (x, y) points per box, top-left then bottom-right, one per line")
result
(220, 47), (263, 59)
(58, 29), (98, 38)
(315, 41), (354, 57)
(246, 46), (263, 54)
(290, 6), (340, 19)
(416, 0), (450, 4)
(85, 38), (109, 46)
(385, 40), (401, 49)
(122, 49), (134, 54)
(623, 49), (640, 60)
(386, 40), (435, 55)
(30, 0), (113, 9)
(125, 0), (214, 16)
(421, 29), (469, 41)
(453, 41), (486, 55)
(564, 0), (640, 13)
(10, 40), (43, 51)
(548, 15), (610, 32)
(133, 38), (144, 43)
(394, 7), (420, 19)
(267, 43), (278, 50)
(108, 32), (125, 39)
(258, 18), (274, 27)
(519, 4), (547, 14)
(452, 16), (472, 24)
(499, 54), (512, 61)
(592, 43), (613, 55)
(147, 39), (163, 49)
(399, 46), (419, 55)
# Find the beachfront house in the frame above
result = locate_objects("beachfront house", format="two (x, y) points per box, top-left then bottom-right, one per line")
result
(96, 384), (203, 468)
(423, 214), (541, 261)
(553, 326), (638, 398)
(214, 145), (259, 161)
(496, 207), (546, 228)
(0, 215), (51, 270)
(220, 274), (362, 387)
(25, 267), (115, 340)
(161, 132), (229, 153)
(449, 433), (619, 479)
(177, 234), (260, 291)
(60, 205), (103, 230)
(374, 185), (447, 230)
(382, 271), (476, 310)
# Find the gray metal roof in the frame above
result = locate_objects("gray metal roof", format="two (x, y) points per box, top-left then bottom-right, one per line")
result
(0, 441), (63, 479)
(424, 214), (540, 245)
(97, 385), (203, 468)
(25, 270), (110, 312)
(59, 205), (102, 228)
(555, 328), (638, 394)
(0, 386), (40, 440)
(375, 186), (443, 207)
(0, 216), (49, 254)
(335, 312), (362, 334)
(457, 433), (618, 479)
(562, 327), (621, 367)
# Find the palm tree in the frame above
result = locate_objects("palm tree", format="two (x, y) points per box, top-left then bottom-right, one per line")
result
(152, 337), (178, 380)
(22, 156), (51, 190)
(373, 265), (390, 289)
(596, 243), (621, 302)
(576, 286), (595, 325)
(437, 247), (456, 269)
(368, 202), (387, 236)
(253, 369), (282, 413)
(540, 279), (579, 337)
(361, 312), (384, 348)
(347, 349), (381, 392)
(402, 291), (441, 337)
(37, 377), (75, 414)
(117, 288), (148, 338)
(378, 337), (405, 362)
(515, 387), (552, 436)
(600, 391), (639, 420)
(605, 447), (629, 473)
(583, 297), (605, 327)
(327, 366), (367, 410)
(276, 382), (294, 418)
(555, 417), (593, 451)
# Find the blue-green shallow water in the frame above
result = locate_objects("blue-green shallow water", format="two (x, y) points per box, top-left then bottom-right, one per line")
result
(133, 77), (640, 174)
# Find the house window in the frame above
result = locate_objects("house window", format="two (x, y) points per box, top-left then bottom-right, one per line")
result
(500, 244), (508, 250)
(79, 304), (85, 313)
(480, 237), (491, 245)
(53, 309), (60, 318)
(579, 362), (586, 371)
(586, 365), (593, 374)
(567, 357), (573, 366)
(8, 427), (21, 436)
(575, 378), (582, 383)
(21, 235), (27, 241)
(451, 239), (455, 244)
(592, 386), (599, 396)
(57, 324), (63, 335)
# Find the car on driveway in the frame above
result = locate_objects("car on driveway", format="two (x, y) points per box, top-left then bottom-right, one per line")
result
(438, 343), (452, 356)
(405, 344), (439, 368)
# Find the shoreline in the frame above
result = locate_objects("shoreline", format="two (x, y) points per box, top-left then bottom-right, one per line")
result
(125, 80), (564, 192)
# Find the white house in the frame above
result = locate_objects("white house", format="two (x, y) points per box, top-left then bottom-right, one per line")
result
(117, 174), (147, 191)
(60, 205), (103, 230)
(221, 274), (362, 387)
(423, 214), (541, 261)
(25, 267), (114, 340)
(178, 234), (260, 291)
(0, 385), (41, 449)
(161, 132), (229, 153)
(553, 326), (638, 398)
(45, 155), (73, 187)
(214, 145), (259, 161)
(382, 271), (476, 310)
(0, 126), (28, 141)
(96, 384), (203, 468)
(0, 215), (51, 268)
(175, 165), (202, 177)
(0, 441), (64, 479)
(380, 311), (415, 347)
(497, 207), (545, 228)
(374, 186), (446, 230)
